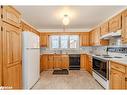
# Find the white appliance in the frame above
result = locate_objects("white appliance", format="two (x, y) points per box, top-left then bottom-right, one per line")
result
(22, 31), (40, 89)
(100, 29), (121, 39)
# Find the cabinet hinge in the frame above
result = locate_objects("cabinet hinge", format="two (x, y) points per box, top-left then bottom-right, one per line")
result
(1, 27), (3, 31)
(1, 14), (3, 19)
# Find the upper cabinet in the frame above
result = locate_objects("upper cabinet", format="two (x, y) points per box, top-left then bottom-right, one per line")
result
(2, 6), (21, 28)
(100, 22), (109, 36)
(40, 34), (49, 47)
(89, 30), (94, 46)
(122, 9), (127, 44)
(90, 27), (109, 46)
(94, 27), (101, 45)
(109, 14), (122, 32)
(80, 32), (90, 46)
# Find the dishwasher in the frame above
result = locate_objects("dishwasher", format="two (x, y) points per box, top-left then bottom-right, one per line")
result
(69, 54), (80, 70)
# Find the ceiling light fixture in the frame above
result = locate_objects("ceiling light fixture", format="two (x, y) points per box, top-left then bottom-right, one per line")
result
(62, 14), (70, 26)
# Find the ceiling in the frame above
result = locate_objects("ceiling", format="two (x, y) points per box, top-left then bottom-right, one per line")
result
(15, 6), (126, 29)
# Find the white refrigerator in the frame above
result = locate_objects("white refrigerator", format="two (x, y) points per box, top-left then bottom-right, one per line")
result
(22, 31), (40, 89)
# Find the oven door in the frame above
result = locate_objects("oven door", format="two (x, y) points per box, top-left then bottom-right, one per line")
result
(92, 57), (109, 80)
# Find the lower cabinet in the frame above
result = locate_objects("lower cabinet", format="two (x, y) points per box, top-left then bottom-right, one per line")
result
(80, 54), (92, 74)
(80, 54), (87, 70)
(54, 55), (62, 69)
(110, 69), (125, 89)
(110, 61), (127, 89)
(40, 54), (69, 71)
(87, 55), (92, 75)
(40, 54), (48, 71)
(61, 55), (69, 69)
(48, 55), (54, 69)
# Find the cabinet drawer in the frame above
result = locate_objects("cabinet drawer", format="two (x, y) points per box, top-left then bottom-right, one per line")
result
(111, 61), (126, 73)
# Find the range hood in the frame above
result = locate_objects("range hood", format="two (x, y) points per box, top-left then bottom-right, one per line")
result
(100, 30), (122, 40)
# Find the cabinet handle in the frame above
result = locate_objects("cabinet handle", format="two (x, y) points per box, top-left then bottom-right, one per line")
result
(125, 77), (127, 81)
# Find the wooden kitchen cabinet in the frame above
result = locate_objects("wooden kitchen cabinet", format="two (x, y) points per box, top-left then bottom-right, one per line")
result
(40, 54), (69, 71)
(40, 35), (49, 47)
(87, 55), (92, 75)
(122, 9), (127, 44)
(40, 54), (48, 71)
(80, 54), (87, 70)
(80, 54), (92, 74)
(2, 6), (21, 28)
(110, 69), (125, 89)
(110, 61), (126, 89)
(109, 14), (122, 32)
(48, 55), (54, 69)
(0, 20), (2, 86)
(125, 67), (127, 89)
(2, 22), (22, 89)
(80, 32), (90, 46)
(61, 55), (69, 69)
(100, 22), (109, 36)
(90, 27), (109, 46)
(94, 27), (101, 45)
(90, 28), (100, 46)
(54, 55), (62, 69)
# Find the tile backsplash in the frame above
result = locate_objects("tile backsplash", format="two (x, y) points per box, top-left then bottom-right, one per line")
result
(40, 47), (92, 54)
(40, 45), (127, 55)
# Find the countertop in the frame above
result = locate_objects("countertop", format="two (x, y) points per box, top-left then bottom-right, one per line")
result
(86, 53), (127, 66)
(41, 52), (127, 66)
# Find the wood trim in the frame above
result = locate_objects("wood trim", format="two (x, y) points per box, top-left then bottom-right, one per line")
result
(21, 20), (40, 36)
(40, 32), (89, 36)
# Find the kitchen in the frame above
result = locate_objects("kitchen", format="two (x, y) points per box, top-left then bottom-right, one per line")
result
(0, 6), (127, 90)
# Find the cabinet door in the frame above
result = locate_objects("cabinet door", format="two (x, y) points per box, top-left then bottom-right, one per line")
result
(40, 55), (48, 71)
(80, 33), (89, 46)
(100, 22), (109, 36)
(110, 69), (125, 89)
(48, 55), (54, 69)
(87, 55), (92, 75)
(2, 6), (21, 28)
(54, 55), (62, 69)
(61, 55), (69, 69)
(40, 35), (48, 47)
(94, 28), (100, 46)
(109, 14), (121, 32)
(0, 20), (2, 86)
(89, 31), (94, 46)
(122, 10), (127, 44)
(80, 54), (85, 69)
(2, 22), (22, 89)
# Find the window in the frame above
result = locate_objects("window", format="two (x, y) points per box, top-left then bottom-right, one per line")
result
(50, 35), (79, 49)
(50, 35), (59, 48)
(60, 35), (68, 48)
(70, 35), (79, 48)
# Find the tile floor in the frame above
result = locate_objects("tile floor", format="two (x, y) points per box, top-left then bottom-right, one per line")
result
(32, 70), (104, 89)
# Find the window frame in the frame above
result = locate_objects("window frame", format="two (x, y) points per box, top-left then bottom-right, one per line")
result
(49, 35), (79, 50)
